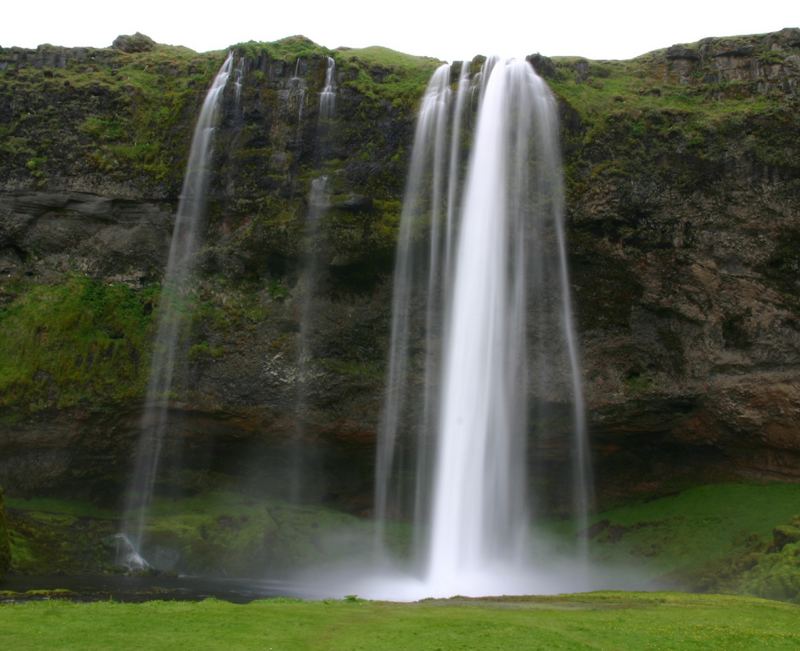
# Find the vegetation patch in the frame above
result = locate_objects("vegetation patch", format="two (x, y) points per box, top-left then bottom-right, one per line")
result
(0, 277), (157, 414)
(579, 483), (800, 601)
(549, 41), (800, 205)
(0, 43), (223, 190)
(139, 491), (370, 575)
(4, 499), (117, 575)
(233, 35), (330, 63)
(337, 46), (441, 109)
(5, 483), (800, 606)
(4, 492), (409, 577)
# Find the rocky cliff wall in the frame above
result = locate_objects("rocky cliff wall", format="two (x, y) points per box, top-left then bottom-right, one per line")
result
(0, 30), (798, 511)
(551, 28), (800, 500)
(0, 488), (9, 578)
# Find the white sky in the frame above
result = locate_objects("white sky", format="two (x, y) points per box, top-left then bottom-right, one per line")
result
(2, 1), (797, 62)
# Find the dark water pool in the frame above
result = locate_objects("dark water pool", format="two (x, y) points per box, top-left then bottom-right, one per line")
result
(0, 574), (302, 603)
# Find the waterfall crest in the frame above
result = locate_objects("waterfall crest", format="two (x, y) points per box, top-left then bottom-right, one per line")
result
(319, 56), (336, 121)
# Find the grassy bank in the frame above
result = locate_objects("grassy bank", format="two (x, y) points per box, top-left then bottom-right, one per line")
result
(1, 592), (799, 650)
(5, 482), (799, 600)
(585, 483), (800, 583)
(5, 491), (410, 576)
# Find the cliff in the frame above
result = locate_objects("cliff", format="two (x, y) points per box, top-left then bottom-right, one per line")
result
(0, 29), (798, 513)
(0, 488), (9, 578)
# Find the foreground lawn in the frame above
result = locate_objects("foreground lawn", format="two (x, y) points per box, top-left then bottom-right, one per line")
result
(1, 592), (799, 650)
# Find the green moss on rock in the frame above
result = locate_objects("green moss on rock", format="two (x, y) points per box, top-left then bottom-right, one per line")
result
(4, 498), (118, 574)
(3, 493), (409, 576)
(0, 43), (224, 192)
(337, 46), (441, 109)
(0, 276), (156, 415)
(739, 540), (800, 603)
(579, 483), (800, 593)
(111, 33), (156, 54)
(233, 35), (328, 63)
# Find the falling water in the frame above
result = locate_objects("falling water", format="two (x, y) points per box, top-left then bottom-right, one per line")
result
(119, 53), (233, 568)
(233, 56), (246, 109)
(372, 58), (592, 596)
(290, 176), (330, 502)
(290, 58), (307, 137)
(319, 56), (336, 121)
(290, 57), (338, 502)
(373, 64), (451, 553)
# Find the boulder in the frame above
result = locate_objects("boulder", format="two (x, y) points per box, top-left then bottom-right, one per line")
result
(772, 519), (800, 552)
(111, 33), (156, 53)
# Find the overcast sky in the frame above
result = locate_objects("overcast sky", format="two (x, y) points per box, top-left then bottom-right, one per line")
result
(3, 0), (797, 61)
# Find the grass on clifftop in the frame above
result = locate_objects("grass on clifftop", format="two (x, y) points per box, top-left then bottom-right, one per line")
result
(233, 35), (330, 62)
(1, 592), (799, 650)
(337, 46), (441, 108)
(547, 57), (777, 121)
(0, 44), (223, 188)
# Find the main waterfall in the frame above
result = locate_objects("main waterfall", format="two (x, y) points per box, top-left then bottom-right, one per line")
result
(372, 58), (593, 597)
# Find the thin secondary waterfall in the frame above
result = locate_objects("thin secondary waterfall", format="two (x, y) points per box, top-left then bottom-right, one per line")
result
(290, 57), (337, 502)
(289, 177), (330, 502)
(233, 57), (246, 109)
(119, 53), (234, 567)
(373, 64), (452, 552)
(290, 58), (307, 142)
(373, 58), (592, 595)
(319, 56), (336, 121)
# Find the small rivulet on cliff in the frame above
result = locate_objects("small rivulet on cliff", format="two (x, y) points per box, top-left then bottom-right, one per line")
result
(0, 29), (798, 515)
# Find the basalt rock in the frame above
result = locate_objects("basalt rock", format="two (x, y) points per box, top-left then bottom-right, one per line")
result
(0, 489), (9, 578)
(111, 33), (156, 54)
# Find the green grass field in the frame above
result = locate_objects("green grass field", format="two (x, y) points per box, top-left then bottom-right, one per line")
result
(1, 592), (798, 650)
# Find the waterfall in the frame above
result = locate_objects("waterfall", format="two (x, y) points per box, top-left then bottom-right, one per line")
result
(233, 57), (246, 110)
(119, 53), (233, 568)
(290, 175), (330, 503)
(373, 58), (592, 596)
(290, 57), (338, 502)
(319, 56), (336, 121)
(290, 58), (307, 141)
(373, 64), (452, 553)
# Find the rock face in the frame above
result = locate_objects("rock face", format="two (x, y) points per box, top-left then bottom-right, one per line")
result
(555, 28), (800, 501)
(0, 489), (9, 578)
(0, 31), (798, 513)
